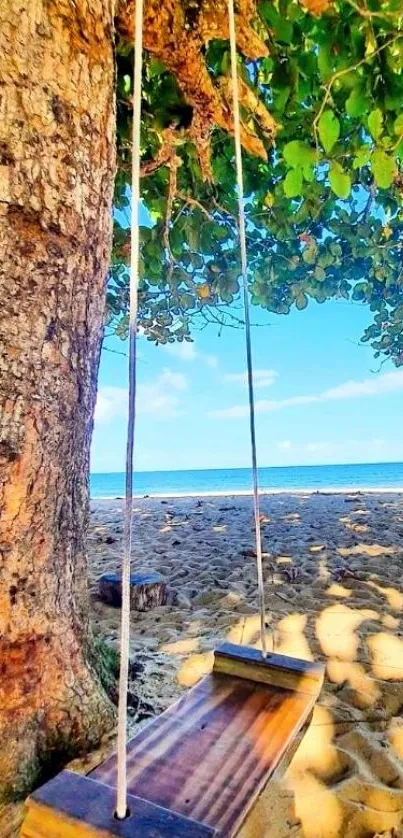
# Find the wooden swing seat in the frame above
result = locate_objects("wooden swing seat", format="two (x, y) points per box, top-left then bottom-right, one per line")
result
(21, 642), (324, 838)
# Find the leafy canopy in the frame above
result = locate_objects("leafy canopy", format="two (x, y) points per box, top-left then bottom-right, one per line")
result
(109, 0), (403, 366)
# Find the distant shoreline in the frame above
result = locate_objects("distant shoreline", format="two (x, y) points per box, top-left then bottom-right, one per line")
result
(91, 486), (403, 500)
(90, 462), (403, 499)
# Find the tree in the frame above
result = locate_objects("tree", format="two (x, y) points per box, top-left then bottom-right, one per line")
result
(110, 0), (403, 366)
(0, 0), (116, 800)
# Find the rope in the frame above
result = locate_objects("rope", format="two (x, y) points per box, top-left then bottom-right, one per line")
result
(227, 0), (268, 659)
(115, 0), (144, 819)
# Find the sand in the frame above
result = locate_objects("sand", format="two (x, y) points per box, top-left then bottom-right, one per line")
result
(3, 491), (403, 837)
(88, 491), (403, 838)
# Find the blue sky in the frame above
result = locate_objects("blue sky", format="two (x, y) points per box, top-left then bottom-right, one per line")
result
(92, 297), (403, 473)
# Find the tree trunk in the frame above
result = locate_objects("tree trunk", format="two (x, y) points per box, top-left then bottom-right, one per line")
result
(0, 0), (116, 801)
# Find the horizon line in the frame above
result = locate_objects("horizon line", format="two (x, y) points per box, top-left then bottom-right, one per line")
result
(90, 459), (403, 476)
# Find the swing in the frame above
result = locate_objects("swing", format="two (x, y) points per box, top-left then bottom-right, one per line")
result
(21, 1), (324, 835)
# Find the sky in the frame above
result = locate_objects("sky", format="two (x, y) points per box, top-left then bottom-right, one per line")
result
(91, 296), (403, 473)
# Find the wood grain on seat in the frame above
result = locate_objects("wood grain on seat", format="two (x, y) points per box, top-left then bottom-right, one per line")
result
(93, 672), (316, 836)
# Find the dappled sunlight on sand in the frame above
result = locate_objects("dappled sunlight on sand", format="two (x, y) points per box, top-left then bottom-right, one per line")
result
(326, 658), (381, 708)
(219, 590), (243, 608)
(274, 613), (313, 661)
(275, 554), (293, 565)
(339, 516), (369, 534)
(318, 556), (330, 581)
(176, 650), (214, 687)
(339, 787), (403, 837)
(366, 580), (403, 611)
(338, 542), (396, 557)
(309, 544), (325, 553)
(288, 773), (343, 838)
(289, 705), (343, 781)
(389, 718), (403, 760)
(288, 721), (403, 837)
(326, 583), (352, 598)
(339, 728), (403, 787)
(369, 632), (403, 680)
(316, 604), (379, 660)
(226, 614), (262, 646)
(89, 492), (403, 837)
(382, 613), (400, 630)
(161, 637), (200, 655)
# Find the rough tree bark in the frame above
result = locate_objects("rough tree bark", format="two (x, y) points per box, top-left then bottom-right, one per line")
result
(0, 0), (116, 801)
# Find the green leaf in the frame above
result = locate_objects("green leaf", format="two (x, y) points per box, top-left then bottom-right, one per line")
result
(303, 163), (314, 182)
(353, 146), (371, 169)
(283, 141), (316, 168)
(273, 85), (291, 114)
(274, 17), (293, 44)
(148, 58), (166, 79)
(394, 114), (403, 136)
(346, 88), (368, 118)
(318, 110), (340, 154)
(295, 293), (308, 310)
(180, 293), (195, 310)
(368, 108), (383, 140)
(352, 281), (369, 300)
(302, 244), (318, 265)
(317, 45), (333, 81)
(329, 242), (342, 257)
(329, 162), (351, 199)
(284, 167), (303, 198)
(314, 265), (326, 281)
(371, 149), (396, 189)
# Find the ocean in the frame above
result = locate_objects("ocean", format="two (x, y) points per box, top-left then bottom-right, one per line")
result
(90, 461), (403, 498)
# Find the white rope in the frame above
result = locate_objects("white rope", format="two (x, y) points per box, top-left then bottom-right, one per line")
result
(227, 0), (268, 659)
(115, 0), (144, 819)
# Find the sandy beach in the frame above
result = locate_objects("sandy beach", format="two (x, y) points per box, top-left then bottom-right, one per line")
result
(87, 491), (403, 837)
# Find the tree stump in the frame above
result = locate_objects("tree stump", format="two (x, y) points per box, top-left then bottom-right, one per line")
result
(99, 572), (167, 612)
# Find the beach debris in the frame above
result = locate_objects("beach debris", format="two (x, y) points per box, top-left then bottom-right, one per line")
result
(99, 571), (167, 611)
(241, 548), (257, 558)
(213, 577), (227, 589)
(283, 566), (300, 583)
(275, 590), (292, 603)
(333, 566), (356, 582)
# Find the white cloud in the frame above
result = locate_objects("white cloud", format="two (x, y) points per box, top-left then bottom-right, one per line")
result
(304, 441), (331, 454)
(95, 387), (128, 423)
(323, 371), (403, 401)
(164, 342), (196, 362)
(225, 369), (278, 389)
(95, 368), (188, 424)
(164, 341), (218, 368)
(277, 440), (292, 451)
(372, 437), (385, 447)
(210, 369), (403, 419)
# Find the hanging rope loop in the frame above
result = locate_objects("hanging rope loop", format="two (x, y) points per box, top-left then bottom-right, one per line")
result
(115, 0), (144, 820)
(227, 0), (268, 659)
(115, 0), (268, 819)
